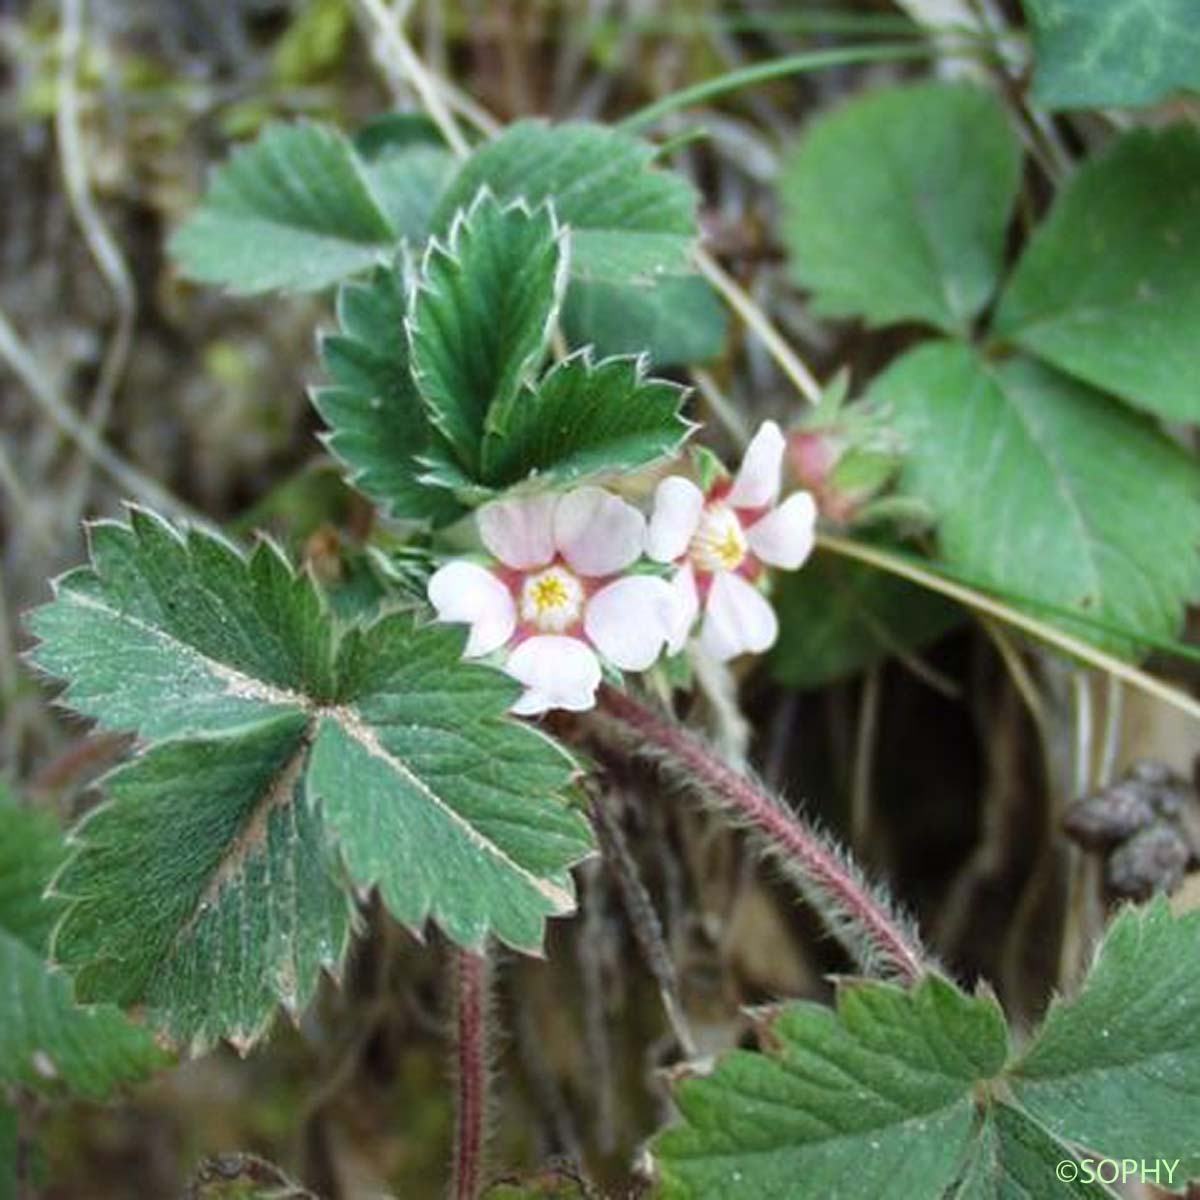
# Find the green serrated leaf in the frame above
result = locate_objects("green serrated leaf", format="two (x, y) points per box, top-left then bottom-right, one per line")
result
(1022, 0), (1200, 111)
(770, 550), (961, 689)
(308, 613), (594, 953)
(170, 122), (398, 294)
(480, 351), (691, 489)
(52, 715), (353, 1054)
(434, 120), (698, 283)
(410, 190), (568, 473)
(0, 795), (168, 1097)
(562, 274), (726, 368)
(654, 975), (1009, 1199)
(871, 342), (1200, 656)
(1010, 900), (1200, 1178)
(993, 127), (1200, 422)
(314, 263), (466, 526)
(28, 510), (333, 740)
(950, 1104), (1118, 1198)
(780, 82), (1021, 334)
(30, 513), (593, 1046)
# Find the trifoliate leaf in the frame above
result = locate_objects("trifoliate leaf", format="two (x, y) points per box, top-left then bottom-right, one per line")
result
(871, 342), (1200, 656)
(1022, 0), (1200, 111)
(479, 351), (691, 490)
(29, 511), (593, 1047)
(170, 122), (398, 294)
(993, 127), (1200, 422)
(562, 274), (727, 368)
(433, 120), (698, 283)
(409, 190), (568, 473)
(654, 975), (1010, 1199)
(0, 791), (168, 1097)
(314, 263), (466, 526)
(780, 82), (1021, 334)
(950, 1104), (1118, 1198)
(1009, 899), (1200, 1177)
(309, 613), (592, 953)
(770, 551), (961, 689)
(52, 716), (353, 1054)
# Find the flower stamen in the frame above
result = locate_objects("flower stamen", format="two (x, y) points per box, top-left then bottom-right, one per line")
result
(520, 565), (584, 633)
(689, 504), (748, 574)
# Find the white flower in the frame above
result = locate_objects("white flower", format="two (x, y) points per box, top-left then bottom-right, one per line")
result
(428, 487), (680, 715)
(647, 420), (817, 661)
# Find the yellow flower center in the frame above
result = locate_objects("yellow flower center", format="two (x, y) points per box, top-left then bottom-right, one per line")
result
(520, 565), (584, 633)
(689, 503), (748, 573)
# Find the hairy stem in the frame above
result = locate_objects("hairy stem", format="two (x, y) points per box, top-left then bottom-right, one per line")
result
(450, 947), (490, 1200)
(595, 686), (931, 984)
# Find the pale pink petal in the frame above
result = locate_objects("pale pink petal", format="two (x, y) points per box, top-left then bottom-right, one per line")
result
(646, 476), (704, 563)
(553, 486), (645, 577)
(746, 492), (818, 570)
(728, 420), (786, 509)
(585, 575), (678, 671)
(427, 561), (516, 657)
(699, 571), (778, 661)
(666, 563), (700, 654)
(506, 635), (602, 715)
(478, 494), (557, 569)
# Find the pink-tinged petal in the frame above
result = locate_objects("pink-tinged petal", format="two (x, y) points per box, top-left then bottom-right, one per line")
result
(428, 561), (516, 657)
(478, 493), (557, 569)
(647, 476), (704, 563)
(506, 635), (602, 715)
(728, 420), (786, 509)
(554, 486), (645, 577)
(746, 492), (818, 570)
(699, 571), (778, 661)
(585, 575), (678, 671)
(666, 562), (700, 654)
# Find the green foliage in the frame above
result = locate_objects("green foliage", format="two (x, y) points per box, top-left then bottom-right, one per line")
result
(52, 716), (353, 1054)
(316, 194), (691, 518)
(871, 342), (1200, 656)
(28, 511), (594, 1050)
(308, 611), (593, 953)
(994, 127), (1200, 422)
(950, 1105), (1117, 1198)
(656, 902), (1197, 1197)
(434, 120), (699, 283)
(480, 351), (690, 490)
(562, 275), (727, 368)
(780, 82), (1021, 334)
(411, 191), (568, 473)
(0, 1106), (14, 1200)
(1022, 0), (1200, 110)
(655, 975), (1009, 1198)
(0, 791), (168, 1098)
(314, 263), (467, 526)
(770, 551), (961, 688)
(1010, 900), (1200, 1176)
(170, 123), (399, 294)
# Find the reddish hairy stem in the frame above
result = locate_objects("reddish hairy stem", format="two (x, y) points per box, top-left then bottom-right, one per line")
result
(597, 686), (928, 984)
(451, 947), (489, 1200)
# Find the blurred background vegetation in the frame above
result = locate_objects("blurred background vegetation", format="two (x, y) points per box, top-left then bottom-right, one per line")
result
(2, 1), (1198, 1196)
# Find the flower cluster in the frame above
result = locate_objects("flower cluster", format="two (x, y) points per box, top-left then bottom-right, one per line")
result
(427, 422), (817, 715)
